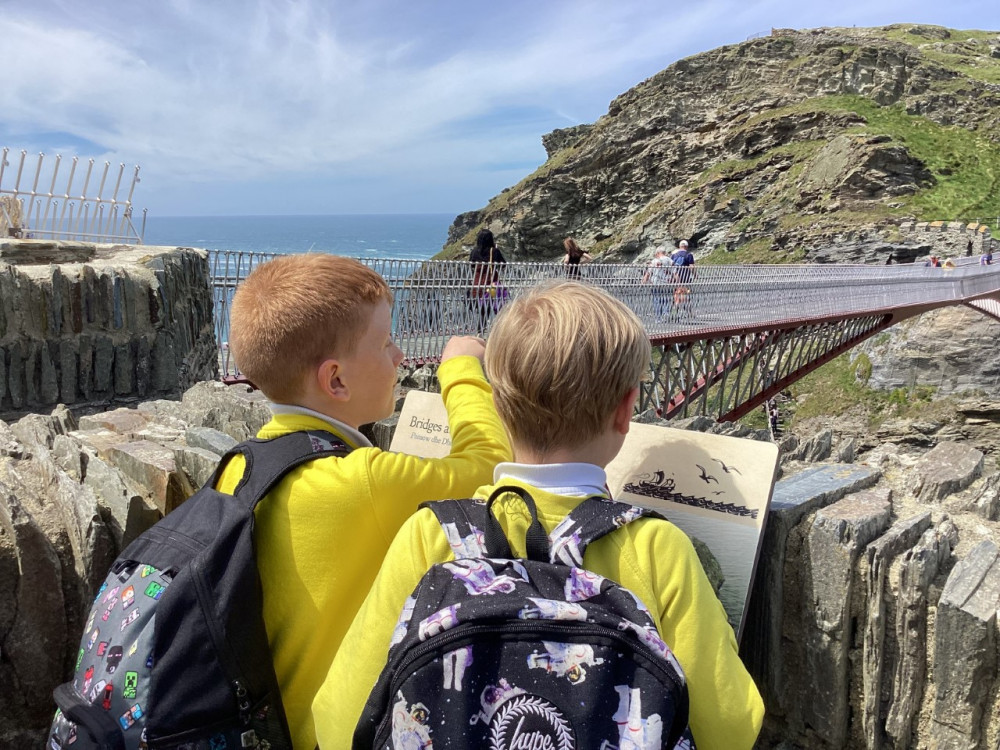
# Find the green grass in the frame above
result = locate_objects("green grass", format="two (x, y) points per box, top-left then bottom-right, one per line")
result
(783, 350), (956, 428)
(699, 238), (806, 265)
(737, 95), (1000, 222)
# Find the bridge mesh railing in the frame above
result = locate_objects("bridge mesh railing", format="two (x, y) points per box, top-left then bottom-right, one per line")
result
(209, 251), (1000, 379)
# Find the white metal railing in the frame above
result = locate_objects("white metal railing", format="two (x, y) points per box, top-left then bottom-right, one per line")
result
(209, 251), (1000, 379)
(0, 148), (146, 244)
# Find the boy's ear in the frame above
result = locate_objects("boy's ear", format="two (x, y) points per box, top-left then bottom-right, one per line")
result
(317, 358), (350, 402)
(613, 386), (640, 435)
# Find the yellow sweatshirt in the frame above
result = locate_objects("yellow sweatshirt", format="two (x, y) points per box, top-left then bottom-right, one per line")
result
(215, 355), (511, 749)
(313, 476), (764, 750)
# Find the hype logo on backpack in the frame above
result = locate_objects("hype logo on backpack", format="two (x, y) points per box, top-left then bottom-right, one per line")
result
(354, 486), (695, 749)
(48, 431), (350, 750)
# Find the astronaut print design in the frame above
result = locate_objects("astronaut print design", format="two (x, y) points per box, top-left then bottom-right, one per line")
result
(390, 596), (417, 647)
(604, 686), (663, 750)
(390, 691), (433, 750)
(564, 567), (606, 602)
(417, 604), (461, 641)
(519, 598), (587, 621)
(441, 521), (488, 558)
(443, 559), (528, 596)
(527, 642), (604, 684)
(364, 496), (691, 750)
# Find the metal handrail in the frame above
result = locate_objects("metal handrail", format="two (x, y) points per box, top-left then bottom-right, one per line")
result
(0, 149), (145, 244)
(208, 251), (1000, 379)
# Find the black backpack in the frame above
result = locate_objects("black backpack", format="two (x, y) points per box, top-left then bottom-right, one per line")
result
(354, 485), (694, 750)
(48, 430), (351, 750)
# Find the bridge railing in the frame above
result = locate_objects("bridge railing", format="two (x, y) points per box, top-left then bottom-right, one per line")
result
(0, 149), (145, 243)
(208, 250), (1000, 379)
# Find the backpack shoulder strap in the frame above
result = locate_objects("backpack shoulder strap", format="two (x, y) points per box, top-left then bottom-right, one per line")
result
(548, 497), (664, 566)
(213, 430), (351, 512)
(422, 485), (551, 561)
(422, 499), (492, 558)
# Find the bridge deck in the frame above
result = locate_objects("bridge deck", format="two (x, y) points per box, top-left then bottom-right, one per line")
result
(209, 252), (1000, 420)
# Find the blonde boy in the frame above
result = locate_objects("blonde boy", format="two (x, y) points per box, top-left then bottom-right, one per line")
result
(313, 281), (764, 749)
(216, 254), (510, 749)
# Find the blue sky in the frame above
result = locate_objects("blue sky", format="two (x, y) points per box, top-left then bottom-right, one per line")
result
(0, 0), (995, 217)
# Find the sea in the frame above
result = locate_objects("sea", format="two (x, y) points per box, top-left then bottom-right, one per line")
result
(141, 214), (453, 260)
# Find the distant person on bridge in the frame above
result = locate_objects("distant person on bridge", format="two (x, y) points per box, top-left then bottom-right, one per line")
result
(924, 254), (941, 268)
(642, 246), (673, 319)
(219, 254), (511, 749)
(981, 250), (993, 265)
(671, 240), (696, 319)
(562, 236), (593, 278)
(468, 228), (509, 330)
(315, 281), (764, 750)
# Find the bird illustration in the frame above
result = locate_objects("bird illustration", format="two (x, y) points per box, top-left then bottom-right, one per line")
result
(712, 458), (742, 476)
(712, 490), (726, 496)
(695, 464), (718, 484)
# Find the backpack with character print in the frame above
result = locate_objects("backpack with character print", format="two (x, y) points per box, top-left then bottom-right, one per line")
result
(47, 430), (351, 750)
(354, 485), (695, 750)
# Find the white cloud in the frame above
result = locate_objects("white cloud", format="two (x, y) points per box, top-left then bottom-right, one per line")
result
(0, 0), (995, 213)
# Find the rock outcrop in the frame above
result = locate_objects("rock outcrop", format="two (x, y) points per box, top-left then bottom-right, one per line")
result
(2, 385), (1000, 747)
(442, 25), (1000, 265)
(0, 241), (217, 422)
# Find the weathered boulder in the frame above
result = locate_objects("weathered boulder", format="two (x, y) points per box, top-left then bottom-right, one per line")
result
(787, 427), (833, 462)
(858, 511), (934, 749)
(931, 541), (1000, 748)
(0, 243), (217, 421)
(741, 463), (881, 724)
(798, 488), (893, 747)
(884, 520), (957, 748)
(910, 440), (984, 503)
(970, 472), (1000, 521)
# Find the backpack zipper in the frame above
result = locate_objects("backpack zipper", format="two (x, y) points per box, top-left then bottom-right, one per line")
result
(190, 557), (254, 730)
(372, 620), (685, 743)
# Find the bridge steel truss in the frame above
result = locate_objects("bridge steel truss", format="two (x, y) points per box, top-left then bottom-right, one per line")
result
(208, 251), (1000, 423)
(643, 313), (895, 422)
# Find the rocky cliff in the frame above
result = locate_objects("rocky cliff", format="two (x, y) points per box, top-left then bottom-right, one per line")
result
(442, 25), (1000, 265)
(4, 385), (1000, 748)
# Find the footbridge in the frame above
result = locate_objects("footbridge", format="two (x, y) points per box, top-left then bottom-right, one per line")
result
(210, 252), (1000, 423)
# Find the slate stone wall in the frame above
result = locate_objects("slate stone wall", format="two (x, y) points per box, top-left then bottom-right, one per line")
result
(0, 241), (217, 420)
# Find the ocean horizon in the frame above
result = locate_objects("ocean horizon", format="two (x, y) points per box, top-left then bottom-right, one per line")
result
(141, 213), (454, 260)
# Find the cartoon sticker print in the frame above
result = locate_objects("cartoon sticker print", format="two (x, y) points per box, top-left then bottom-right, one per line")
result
(86, 628), (100, 650)
(527, 641), (604, 684)
(121, 586), (135, 609)
(101, 683), (114, 711)
(120, 609), (140, 632)
(122, 671), (138, 700)
(88, 679), (108, 703)
(105, 646), (124, 674)
(144, 582), (165, 600)
(390, 692), (432, 750)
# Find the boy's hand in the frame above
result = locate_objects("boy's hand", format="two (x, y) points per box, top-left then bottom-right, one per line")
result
(441, 336), (487, 363)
